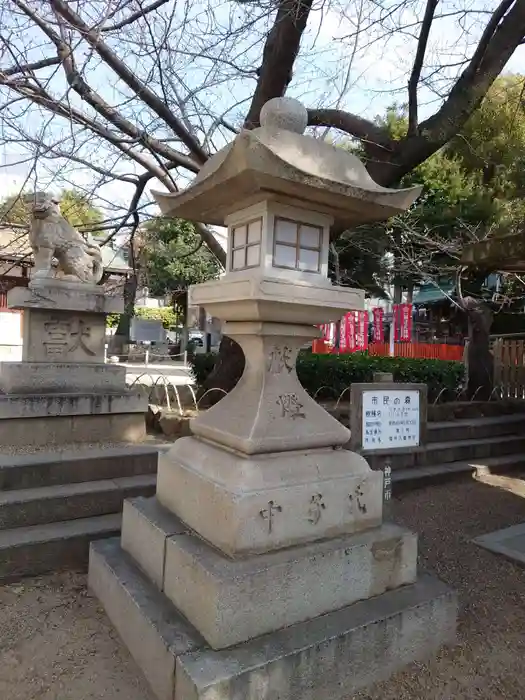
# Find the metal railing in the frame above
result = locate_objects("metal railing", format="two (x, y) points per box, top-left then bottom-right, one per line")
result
(127, 372), (197, 413)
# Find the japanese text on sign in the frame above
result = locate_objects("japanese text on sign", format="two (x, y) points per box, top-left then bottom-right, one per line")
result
(362, 390), (420, 450)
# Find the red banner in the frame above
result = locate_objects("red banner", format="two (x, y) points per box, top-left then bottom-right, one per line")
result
(339, 317), (347, 353)
(392, 304), (413, 342)
(399, 303), (413, 342)
(356, 310), (368, 350)
(372, 307), (384, 343)
(319, 323), (336, 346)
(345, 312), (356, 352)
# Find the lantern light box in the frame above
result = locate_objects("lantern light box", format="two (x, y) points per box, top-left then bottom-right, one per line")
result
(225, 200), (331, 282)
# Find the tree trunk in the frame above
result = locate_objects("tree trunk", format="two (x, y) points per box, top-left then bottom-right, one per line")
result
(109, 274), (137, 358)
(198, 335), (245, 406)
(462, 297), (494, 400)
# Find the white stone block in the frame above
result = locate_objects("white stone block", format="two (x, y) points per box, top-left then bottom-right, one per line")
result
(156, 437), (383, 557)
(121, 497), (188, 589)
(0, 390), (145, 419)
(188, 273), (364, 325)
(89, 539), (202, 700)
(163, 522), (418, 649)
(22, 309), (107, 363)
(0, 362), (126, 393)
(8, 280), (123, 314)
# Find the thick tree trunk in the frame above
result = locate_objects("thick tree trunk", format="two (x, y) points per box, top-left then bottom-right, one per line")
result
(198, 335), (245, 406)
(463, 297), (494, 400)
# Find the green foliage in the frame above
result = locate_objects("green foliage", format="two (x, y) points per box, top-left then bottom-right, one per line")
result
(336, 78), (525, 296)
(106, 306), (179, 331)
(0, 189), (103, 229)
(190, 352), (464, 403)
(106, 313), (120, 329)
(141, 218), (220, 314)
(374, 103), (408, 141)
(135, 306), (178, 329)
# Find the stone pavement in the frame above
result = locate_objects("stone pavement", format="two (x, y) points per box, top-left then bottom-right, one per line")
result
(473, 522), (525, 565)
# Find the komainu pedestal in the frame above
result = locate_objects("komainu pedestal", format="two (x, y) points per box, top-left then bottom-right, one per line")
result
(0, 279), (145, 446)
(89, 96), (456, 700)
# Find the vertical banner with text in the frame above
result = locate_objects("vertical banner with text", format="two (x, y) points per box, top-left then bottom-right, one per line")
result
(356, 310), (368, 351)
(339, 316), (348, 353)
(372, 307), (384, 343)
(399, 303), (413, 342)
(345, 312), (356, 352)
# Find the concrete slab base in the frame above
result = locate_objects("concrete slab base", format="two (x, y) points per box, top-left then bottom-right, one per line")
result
(89, 537), (457, 700)
(0, 391), (145, 419)
(473, 522), (525, 565)
(0, 412), (146, 447)
(122, 496), (418, 649)
(0, 361), (126, 393)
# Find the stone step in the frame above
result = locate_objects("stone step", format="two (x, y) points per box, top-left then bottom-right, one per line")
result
(0, 513), (122, 581)
(427, 414), (525, 443)
(366, 433), (525, 470)
(392, 453), (525, 493)
(0, 445), (158, 491)
(427, 400), (525, 422)
(0, 475), (156, 530)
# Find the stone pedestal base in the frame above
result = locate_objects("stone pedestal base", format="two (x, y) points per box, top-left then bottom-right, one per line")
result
(0, 281), (145, 446)
(122, 497), (418, 649)
(0, 390), (146, 447)
(89, 533), (457, 700)
(0, 362), (125, 394)
(157, 437), (383, 557)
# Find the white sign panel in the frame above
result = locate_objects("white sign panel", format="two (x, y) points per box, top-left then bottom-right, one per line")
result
(362, 390), (420, 450)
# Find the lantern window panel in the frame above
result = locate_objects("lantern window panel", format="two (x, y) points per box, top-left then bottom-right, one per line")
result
(273, 217), (322, 273)
(230, 218), (263, 271)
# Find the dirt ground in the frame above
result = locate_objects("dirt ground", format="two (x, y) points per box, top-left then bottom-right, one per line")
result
(2, 472), (525, 700)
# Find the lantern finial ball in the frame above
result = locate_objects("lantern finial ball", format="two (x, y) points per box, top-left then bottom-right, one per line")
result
(260, 97), (308, 135)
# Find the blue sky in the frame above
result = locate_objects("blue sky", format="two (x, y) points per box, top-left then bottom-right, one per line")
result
(1, 0), (523, 229)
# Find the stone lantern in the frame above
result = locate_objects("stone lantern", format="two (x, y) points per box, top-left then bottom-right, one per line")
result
(90, 97), (456, 700)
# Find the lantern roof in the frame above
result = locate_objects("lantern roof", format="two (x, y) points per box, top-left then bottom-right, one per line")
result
(152, 97), (421, 228)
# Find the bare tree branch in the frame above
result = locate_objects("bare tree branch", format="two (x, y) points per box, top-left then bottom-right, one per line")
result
(50, 0), (209, 164)
(407, 0), (439, 136)
(307, 109), (394, 151)
(12, 0), (200, 174)
(244, 0), (314, 129)
(1, 56), (61, 77)
(102, 0), (170, 32)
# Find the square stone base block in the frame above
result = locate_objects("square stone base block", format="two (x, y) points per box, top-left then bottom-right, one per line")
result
(122, 497), (418, 649)
(0, 361), (125, 393)
(157, 436), (383, 557)
(89, 538), (457, 700)
(0, 390), (147, 447)
(0, 412), (146, 448)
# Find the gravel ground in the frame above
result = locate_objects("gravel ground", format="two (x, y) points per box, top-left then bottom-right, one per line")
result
(355, 470), (525, 700)
(0, 572), (156, 700)
(2, 473), (525, 700)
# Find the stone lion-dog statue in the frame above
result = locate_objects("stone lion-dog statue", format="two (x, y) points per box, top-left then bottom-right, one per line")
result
(23, 192), (104, 284)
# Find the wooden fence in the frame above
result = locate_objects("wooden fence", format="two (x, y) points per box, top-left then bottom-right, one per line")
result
(492, 338), (525, 399)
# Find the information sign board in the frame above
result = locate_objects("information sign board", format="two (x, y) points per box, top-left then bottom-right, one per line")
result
(362, 389), (420, 450)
